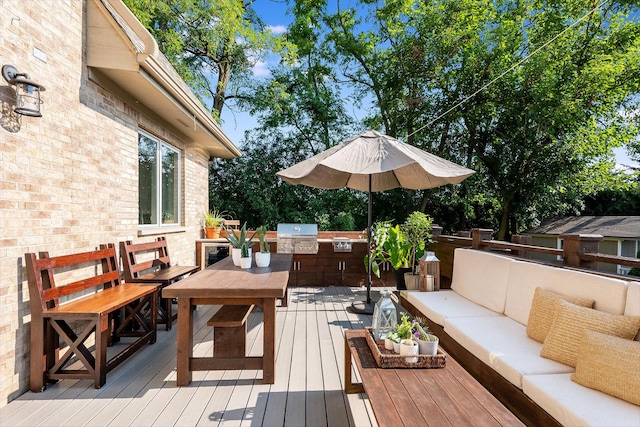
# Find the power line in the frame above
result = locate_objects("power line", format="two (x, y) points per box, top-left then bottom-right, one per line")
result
(407, 0), (610, 139)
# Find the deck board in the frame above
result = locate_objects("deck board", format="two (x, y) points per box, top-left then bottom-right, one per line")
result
(1, 286), (519, 427)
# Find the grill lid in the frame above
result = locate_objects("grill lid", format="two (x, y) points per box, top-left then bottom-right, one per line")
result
(276, 223), (318, 237)
(276, 223), (318, 254)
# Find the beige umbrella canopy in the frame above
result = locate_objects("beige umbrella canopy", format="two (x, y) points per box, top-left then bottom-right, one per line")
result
(276, 130), (475, 313)
(277, 130), (475, 191)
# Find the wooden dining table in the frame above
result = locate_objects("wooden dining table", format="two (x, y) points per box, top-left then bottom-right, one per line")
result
(162, 253), (293, 386)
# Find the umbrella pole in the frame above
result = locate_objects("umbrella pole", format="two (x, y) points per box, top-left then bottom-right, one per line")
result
(350, 175), (375, 315)
(367, 180), (373, 304)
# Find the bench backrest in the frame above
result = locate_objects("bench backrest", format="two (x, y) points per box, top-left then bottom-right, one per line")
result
(120, 237), (171, 281)
(25, 244), (122, 314)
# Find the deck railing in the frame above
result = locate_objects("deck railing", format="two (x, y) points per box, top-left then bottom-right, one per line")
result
(430, 227), (640, 288)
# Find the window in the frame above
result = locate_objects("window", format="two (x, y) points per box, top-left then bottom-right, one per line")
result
(138, 131), (181, 227)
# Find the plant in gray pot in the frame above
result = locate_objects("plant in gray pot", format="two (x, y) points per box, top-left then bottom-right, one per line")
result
(413, 317), (439, 355)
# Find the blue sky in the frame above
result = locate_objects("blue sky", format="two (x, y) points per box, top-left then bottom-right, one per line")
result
(219, 0), (639, 168)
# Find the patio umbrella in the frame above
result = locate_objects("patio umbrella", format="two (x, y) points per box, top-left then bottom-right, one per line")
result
(276, 130), (475, 314)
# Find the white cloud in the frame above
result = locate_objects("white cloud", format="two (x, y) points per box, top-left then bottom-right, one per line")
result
(267, 25), (287, 35)
(253, 60), (271, 77)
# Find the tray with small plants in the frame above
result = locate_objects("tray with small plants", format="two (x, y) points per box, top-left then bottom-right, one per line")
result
(364, 314), (446, 369)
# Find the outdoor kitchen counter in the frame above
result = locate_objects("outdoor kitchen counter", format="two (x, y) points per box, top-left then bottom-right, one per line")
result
(196, 235), (383, 287)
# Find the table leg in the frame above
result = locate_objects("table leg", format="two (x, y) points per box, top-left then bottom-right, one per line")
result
(344, 333), (364, 394)
(176, 297), (193, 386)
(262, 297), (276, 384)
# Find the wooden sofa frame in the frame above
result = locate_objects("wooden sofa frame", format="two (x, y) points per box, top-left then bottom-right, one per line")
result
(401, 296), (562, 427)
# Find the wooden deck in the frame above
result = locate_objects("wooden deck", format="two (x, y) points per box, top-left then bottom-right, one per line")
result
(1, 287), (380, 427)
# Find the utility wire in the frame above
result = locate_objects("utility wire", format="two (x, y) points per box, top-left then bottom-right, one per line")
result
(407, 0), (610, 139)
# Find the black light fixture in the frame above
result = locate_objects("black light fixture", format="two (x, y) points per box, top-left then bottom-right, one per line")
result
(2, 64), (45, 117)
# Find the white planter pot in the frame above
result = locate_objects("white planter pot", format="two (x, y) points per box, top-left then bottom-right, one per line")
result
(255, 252), (271, 267)
(417, 335), (439, 355)
(231, 247), (241, 266)
(404, 273), (420, 290)
(384, 338), (394, 351)
(232, 247), (251, 267)
(392, 341), (401, 354)
(399, 339), (419, 363)
(240, 256), (252, 269)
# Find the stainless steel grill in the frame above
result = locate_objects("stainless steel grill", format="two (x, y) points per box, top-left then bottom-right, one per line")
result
(276, 223), (318, 254)
(333, 237), (352, 252)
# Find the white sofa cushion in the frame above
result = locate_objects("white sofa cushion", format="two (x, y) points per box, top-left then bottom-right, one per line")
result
(625, 281), (640, 317)
(400, 289), (501, 326)
(625, 281), (640, 340)
(444, 316), (573, 388)
(450, 249), (514, 313)
(504, 260), (629, 325)
(523, 374), (640, 427)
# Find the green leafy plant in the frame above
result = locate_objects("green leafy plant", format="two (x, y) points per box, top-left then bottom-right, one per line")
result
(394, 313), (414, 341)
(203, 207), (229, 228)
(402, 211), (433, 273)
(387, 331), (400, 344)
(384, 225), (411, 270)
(364, 220), (392, 278)
(224, 222), (255, 249)
(256, 225), (270, 253)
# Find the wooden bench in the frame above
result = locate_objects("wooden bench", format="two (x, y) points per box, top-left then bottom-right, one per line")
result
(25, 244), (159, 392)
(120, 237), (200, 330)
(207, 305), (254, 358)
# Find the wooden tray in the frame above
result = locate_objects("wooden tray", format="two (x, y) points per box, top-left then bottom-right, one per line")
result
(364, 327), (446, 369)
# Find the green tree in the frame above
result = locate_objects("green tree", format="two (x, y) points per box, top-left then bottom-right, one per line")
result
(299, 0), (640, 239)
(123, 0), (292, 120)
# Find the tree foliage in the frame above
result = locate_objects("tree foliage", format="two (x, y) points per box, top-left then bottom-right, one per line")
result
(126, 0), (640, 237)
(295, 0), (640, 238)
(122, 0), (293, 119)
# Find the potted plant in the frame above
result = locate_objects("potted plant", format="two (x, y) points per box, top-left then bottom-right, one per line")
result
(396, 313), (419, 362)
(203, 208), (228, 239)
(383, 224), (412, 290)
(401, 211), (433, 290)
(239, 242), (252, 269)
(365, 220), (392, 280)
(413, 317), (439, 355)
(224, 222), (255, 267)
(255, 225), (271, 267)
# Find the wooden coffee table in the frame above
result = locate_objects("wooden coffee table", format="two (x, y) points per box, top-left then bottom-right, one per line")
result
(344, 329), (524, 427)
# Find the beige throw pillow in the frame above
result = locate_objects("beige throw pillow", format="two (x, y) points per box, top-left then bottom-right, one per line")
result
(540, 300), (640, 367)
(526, 287), (594, 343)
(572, 330), (640, 406)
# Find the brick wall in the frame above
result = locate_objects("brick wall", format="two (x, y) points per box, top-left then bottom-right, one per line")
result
(0, 1), (211, 406)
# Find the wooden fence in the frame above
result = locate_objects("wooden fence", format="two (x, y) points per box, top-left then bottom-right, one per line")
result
(430, 227), (640, 289)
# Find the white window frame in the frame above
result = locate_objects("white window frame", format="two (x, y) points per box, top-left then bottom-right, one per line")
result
(138, 130), (182, 229)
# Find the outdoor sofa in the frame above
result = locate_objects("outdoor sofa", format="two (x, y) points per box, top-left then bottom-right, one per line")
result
(400, 248), (640, 427)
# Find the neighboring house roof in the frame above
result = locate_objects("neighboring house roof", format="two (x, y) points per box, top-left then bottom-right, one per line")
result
(86, 0), (242, 159)
(526, 216), (640, 239)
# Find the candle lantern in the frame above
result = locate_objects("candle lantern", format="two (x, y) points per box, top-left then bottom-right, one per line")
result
(419, 251), (440, 291)
(371, 289), (397, 340)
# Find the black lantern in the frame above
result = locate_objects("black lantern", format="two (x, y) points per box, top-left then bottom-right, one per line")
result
(2, 64), (45, 117)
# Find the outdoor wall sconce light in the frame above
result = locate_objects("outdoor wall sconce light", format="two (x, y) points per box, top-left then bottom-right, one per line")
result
(2, 64), (45, 117)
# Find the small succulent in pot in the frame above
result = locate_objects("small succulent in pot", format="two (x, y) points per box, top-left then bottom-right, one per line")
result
(413, 318), (437, 342)
(256, 226), (270, 253)
(224, 222), (255, 249)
